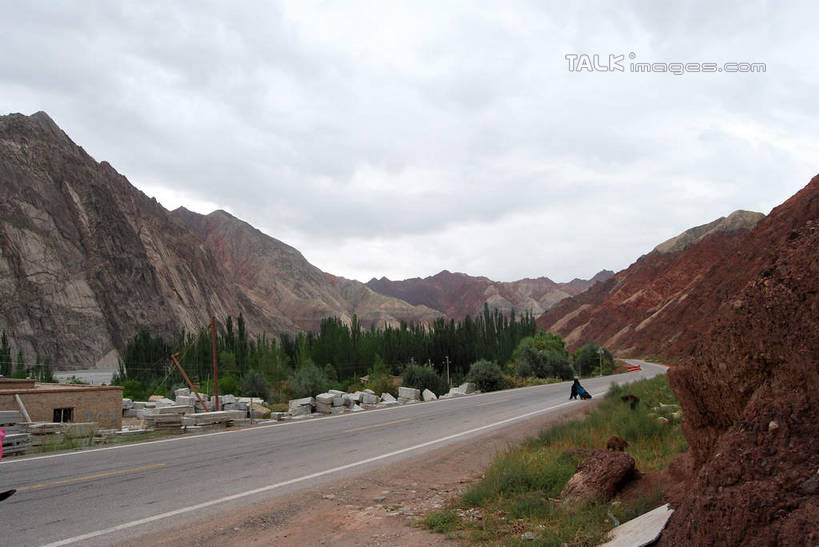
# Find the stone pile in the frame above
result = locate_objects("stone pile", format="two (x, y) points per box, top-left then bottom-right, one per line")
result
(284, 382), (481, 419)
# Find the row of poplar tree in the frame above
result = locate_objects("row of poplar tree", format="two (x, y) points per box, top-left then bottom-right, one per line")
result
(116, 305), (538, 392)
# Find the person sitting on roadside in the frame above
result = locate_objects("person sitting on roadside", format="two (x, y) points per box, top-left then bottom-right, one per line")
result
(570, 377), (581, 400)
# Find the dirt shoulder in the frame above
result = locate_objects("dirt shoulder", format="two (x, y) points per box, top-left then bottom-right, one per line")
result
(128, 400), (600, 547)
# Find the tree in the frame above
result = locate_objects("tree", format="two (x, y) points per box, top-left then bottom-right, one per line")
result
(0, 331), (11, 376)
(572, 343), (614, 377)
(466, 359), (507, 392)
(288, 360), (327, 398)
(12, 349), (26, 379)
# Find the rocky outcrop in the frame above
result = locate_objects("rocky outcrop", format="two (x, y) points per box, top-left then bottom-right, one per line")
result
(536, 212), (764, 355)
(0, 112), (441, 370)
(561, 449), (635, 506)
(0, 112), (264, 369)
(366, 269), (613, 320)
(653, 209), (764, 254)
(659, 175), (819, 546)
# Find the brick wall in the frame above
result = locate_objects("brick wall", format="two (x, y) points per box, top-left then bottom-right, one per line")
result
(0, 386), (123, 429)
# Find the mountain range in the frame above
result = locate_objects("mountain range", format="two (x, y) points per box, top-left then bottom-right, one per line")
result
(0, 111), (607, 370)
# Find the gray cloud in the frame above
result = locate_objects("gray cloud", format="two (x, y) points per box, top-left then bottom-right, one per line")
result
(1, 1), (816, 282)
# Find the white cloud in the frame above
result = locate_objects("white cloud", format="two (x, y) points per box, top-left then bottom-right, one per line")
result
(0, 1), (816, 282)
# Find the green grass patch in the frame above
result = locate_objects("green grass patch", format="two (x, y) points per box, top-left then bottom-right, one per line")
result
(423, 375), (687, 543)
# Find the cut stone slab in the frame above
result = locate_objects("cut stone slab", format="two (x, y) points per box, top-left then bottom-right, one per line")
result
(289, 397), (315, 411)
(601, 504), (674, 547)
(363, 388), (375, 395)
(457, 382), (476, 394)
(398, 386), (420, 400)
(153, 405), (193, 415)
(185, 410), (245, 425)
(290, 405), (312, 417)
(328, 389), (345, 396)
(361, 393), (379, 405)
(380, 393), (396, 403)
(316, 393), (336, 404)
(121, 398), (133, 409)
(174, 387), (191, 399)
(351, 404), (364, 412)
(422, 389), (437, 401)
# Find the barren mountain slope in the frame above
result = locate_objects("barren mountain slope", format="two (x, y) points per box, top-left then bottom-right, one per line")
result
(659, 175), (819, 545)
(367, 269), (613, 320)
(172, 208), (442, 331)
(537, 210), (764, 356)
(0, 112), (290, 369)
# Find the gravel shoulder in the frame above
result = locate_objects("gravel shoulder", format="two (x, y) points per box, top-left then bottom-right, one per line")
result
(126, 400), (600, 546)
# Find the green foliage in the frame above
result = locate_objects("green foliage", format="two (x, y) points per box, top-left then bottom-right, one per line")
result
(0, 331), (11, 376)
(115, 307), (536, 402)
(466, 359), (507, 392)
(12, 350), (27, 378)
(424, 509), (459, 534)
(402, 364), (448, 395)
(217, 375), (240, 396)
(240, 370), (270, 400)
(289, 361), (328, 398)
(572, 342), (614, 377)
(425, 375), (687, 544)
(512, 332), (573, 380)
(219, 351), (238, 377)
(121, 379), (146, 400)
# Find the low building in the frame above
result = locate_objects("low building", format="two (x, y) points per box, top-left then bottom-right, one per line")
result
(0, 377), (123, 429)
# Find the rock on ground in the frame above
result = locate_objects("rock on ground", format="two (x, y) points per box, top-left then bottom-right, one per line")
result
(561, 449), (635, 507)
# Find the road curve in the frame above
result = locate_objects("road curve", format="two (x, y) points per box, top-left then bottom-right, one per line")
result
(0, 360), (666, 546)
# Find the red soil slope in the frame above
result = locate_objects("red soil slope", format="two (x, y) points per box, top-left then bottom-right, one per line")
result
(537, 220), (760, 357)
(660, 175), (819, 545)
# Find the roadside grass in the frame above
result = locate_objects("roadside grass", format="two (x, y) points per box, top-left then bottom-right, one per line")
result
(422, 375), (686, 545)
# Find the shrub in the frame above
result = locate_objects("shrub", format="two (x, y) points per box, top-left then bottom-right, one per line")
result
(120, 379), (145, 401)
(402, 364), (448, 396)
(289, 362), (328, 398)
(240, 370), (270, 400)
(217, 375), (240, 396)
(466, 359), (507, 392)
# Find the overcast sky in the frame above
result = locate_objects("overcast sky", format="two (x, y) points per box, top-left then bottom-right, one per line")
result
(1, 1), (816, 282)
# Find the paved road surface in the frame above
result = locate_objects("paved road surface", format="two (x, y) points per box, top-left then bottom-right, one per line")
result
(1, 359), (664, 546)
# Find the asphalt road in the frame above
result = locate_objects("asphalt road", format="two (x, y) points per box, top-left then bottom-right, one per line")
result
(0, 359), (665, 546)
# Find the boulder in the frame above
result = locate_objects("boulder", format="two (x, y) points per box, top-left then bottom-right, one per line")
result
(457, 382), (476, 394)
(251, 403), (272, 419)
(381, 393), (397, 403)
(398, 387), (421, 401)
(351, 404), (364, 412)
(561, 449), (635, 507)
(422, 389), (438, 401)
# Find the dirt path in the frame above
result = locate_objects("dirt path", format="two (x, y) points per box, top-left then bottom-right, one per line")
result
(129, 401), (599, 546)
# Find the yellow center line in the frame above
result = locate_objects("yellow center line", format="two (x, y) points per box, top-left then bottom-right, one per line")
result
(16, 463), (166, 492)
(344, 418), (412, 433)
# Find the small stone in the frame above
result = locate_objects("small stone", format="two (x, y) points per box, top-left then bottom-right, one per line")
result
(768, 420), (779, 431)
(657, 416), (669, 425)
(521, 531), (536, 540)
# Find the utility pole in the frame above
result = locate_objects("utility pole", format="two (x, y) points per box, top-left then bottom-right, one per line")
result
(598, 346), (604, 377)
(210, 316), (219, 411)
(445, 355), (451, 387)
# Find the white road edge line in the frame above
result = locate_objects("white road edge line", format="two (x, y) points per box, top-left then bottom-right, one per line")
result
(43, 397), (585, 546)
